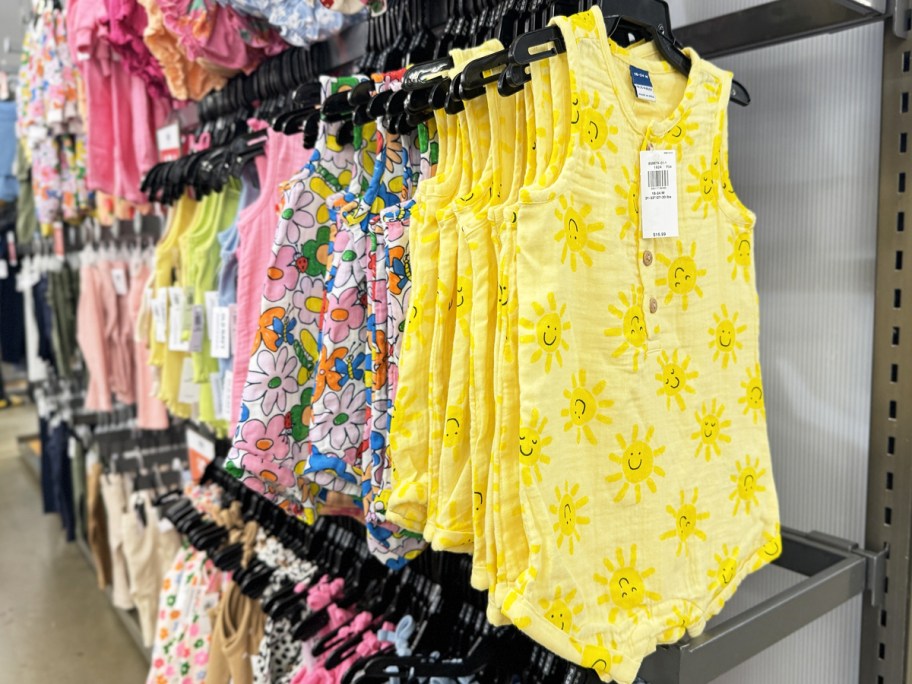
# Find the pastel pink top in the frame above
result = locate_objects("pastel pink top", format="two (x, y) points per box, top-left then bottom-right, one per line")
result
(105, 0), (171, 101)
(129, 261), (169, 429)
(230, 129), (311, 432)
(67, 0), (170, 204)
(78, 264), (113, 412)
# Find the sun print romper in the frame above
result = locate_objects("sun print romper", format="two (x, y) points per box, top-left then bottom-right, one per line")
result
(497, 9), (782, 683)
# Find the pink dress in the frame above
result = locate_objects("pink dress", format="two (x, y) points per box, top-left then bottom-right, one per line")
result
(129, 260), (169, 429)
(230, 129), (311, 432)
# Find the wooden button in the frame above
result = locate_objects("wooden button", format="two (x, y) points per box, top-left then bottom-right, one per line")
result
(649, 297), (658, 314)
(643, 250), (653, 266)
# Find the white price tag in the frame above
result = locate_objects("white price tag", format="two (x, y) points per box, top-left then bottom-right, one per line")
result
(156, 121), (181, 162)
(222, 370), (234, 422)
(189, 305), (205, 353)
(110, 267), (129, 296)
(228, 304), (237, 356)
(168, 288), (190, 352)
(204, 291), (219, 340)
(153, 290), (168, 343)
(210, 306), (231, 359)
(177, 357), (200, 405)
(210, 372), (225, 421)
(0, 260), (9, 280)
(640, 149), (679, 239)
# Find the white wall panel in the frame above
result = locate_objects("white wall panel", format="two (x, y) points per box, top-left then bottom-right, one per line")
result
(664, 16), (884, 684)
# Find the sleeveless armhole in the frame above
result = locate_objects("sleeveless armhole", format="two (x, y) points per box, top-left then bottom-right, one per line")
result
(715, 77), (757, 230)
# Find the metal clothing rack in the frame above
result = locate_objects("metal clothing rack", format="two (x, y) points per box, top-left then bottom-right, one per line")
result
(190, 1), (911, 682)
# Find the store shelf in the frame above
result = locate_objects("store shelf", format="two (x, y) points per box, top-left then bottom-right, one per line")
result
(627, 528), (886, 684)
(676, 0), (898, 58)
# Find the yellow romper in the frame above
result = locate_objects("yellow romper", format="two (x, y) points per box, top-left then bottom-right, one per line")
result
(152, 193), (200, 417)
(500, 9), (781, 683)
(387, 54), (467, 535)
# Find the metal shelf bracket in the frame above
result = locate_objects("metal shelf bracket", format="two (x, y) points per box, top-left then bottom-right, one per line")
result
(894, 0), (911, 37)
(636, 527), (886, 684)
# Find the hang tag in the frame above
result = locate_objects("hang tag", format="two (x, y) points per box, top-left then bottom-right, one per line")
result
(152, 290), (168, 343)
(168, 288), (190, 352)
(639, 149), (679, 239)
(210, 372), (225, 421)
(228, 304), (237, 356)
(210, 306), (231, 359)
(6, 233), (17, 266)
(189, 305), (205, 353)
(110, 267), (129, 296)
(630, 66), (656, 102)
(177, 357), (200, 405)
(221, 370), (233, 422)
(0, 260), (8, 280)
(156, 121), (182, 162)
(204, 291), (219, 340)
(181, 287), (195, 342)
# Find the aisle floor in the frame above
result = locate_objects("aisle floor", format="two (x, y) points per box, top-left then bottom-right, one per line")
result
(0, 404), (149, 684)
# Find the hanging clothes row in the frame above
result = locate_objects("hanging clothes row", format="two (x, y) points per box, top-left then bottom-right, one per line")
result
(190, 5), (778, 683)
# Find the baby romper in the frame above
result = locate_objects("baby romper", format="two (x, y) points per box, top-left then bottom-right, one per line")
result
(386, 57), (468, 535)
(499, 9), (781, 683)
(423, 41), (503, 553)
(226, 76), (365, 517)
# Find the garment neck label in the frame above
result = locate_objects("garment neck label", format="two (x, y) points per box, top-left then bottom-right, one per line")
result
(640, 149), (679, 239)
(630, 66), (656, 102)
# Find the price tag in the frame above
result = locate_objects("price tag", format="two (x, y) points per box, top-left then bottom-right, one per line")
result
(7, 233), (17, 266)
(222, 370), (234, 423)
(228, 303), (237, 356)
(156, 121), (182, 162)
(177, 357), (200, 405)
(168, 288), (190, 352)
(204, 291), (219, 340)
(152, 290), (168, 343)
(186, 426), (215, 482)
(210, 372), (225, 421)
(640, 149), (679, 239)
(110, 267), (129, 296)
(0, 260), (8, 280)
(189, 305), (205, 353)
(210, 306), (231, 359)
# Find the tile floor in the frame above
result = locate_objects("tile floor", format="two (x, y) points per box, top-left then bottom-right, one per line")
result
(0, 404), (149, 684)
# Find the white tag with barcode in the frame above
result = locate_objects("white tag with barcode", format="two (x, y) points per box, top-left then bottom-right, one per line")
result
(204, 291), (219, 340)
(168, 288), (190, 352)
(210, 372), (226, 421)
(640, 149), (679, 239)
(110, 267), (128, 296)
(222, 370), (234, 422)
(210, 306), (231, 359)
(153, 290), (168, 343)
(189, 305), (205, 353)
(177, 357), (200, 405)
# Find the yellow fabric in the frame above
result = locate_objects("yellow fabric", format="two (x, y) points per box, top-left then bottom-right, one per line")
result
(151, 194), (198, 416)
(387, 73), (462, 535)
(498, 9), (781, 683)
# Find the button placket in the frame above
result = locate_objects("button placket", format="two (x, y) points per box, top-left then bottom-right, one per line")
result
(637, 133), (661, 339)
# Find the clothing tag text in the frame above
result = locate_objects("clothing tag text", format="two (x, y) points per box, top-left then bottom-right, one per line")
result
(640, 149), (679, 239)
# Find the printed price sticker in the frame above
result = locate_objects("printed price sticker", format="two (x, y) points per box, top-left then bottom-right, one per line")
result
(640, 149), (679, 239)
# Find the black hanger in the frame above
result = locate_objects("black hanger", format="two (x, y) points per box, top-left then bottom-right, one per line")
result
(504, 0), (750, 105)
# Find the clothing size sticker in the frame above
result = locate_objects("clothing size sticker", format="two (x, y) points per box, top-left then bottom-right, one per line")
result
(110, 267), (128, 296)
(210, 306), (231, 359)
(640, 149), (679, 239)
